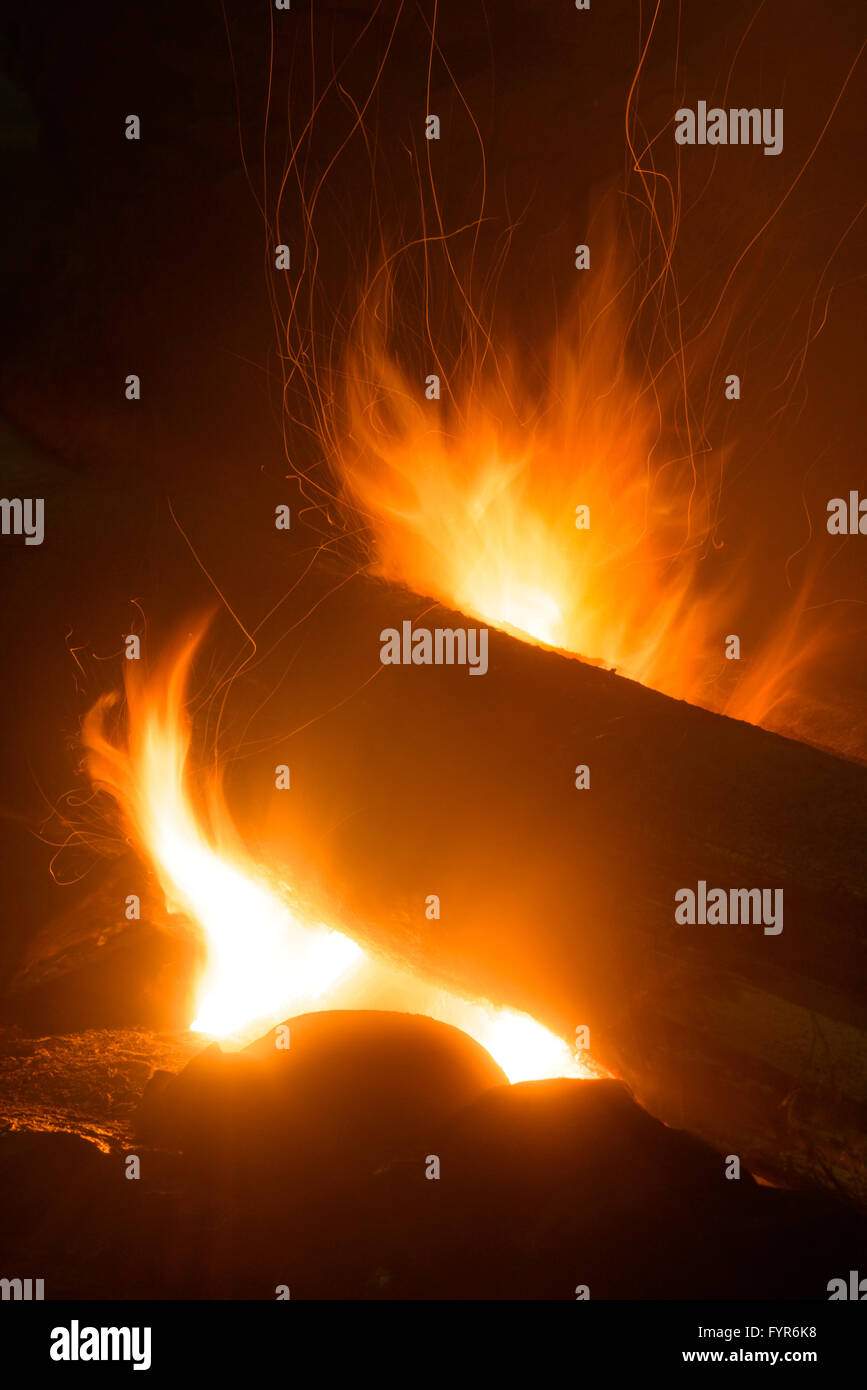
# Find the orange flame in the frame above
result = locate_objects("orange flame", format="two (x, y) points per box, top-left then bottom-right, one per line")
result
(287, 205), (853, 751)
(82, 633), (593, 1081)
(329, 237), (824, 731)
(337, 250), (716, 689)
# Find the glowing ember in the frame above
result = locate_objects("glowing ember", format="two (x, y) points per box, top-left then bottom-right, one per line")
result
(82, 632), (591, 1082)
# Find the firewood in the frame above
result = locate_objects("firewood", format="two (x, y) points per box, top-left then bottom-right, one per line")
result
(224, 573), (867, 1205)
(5, 569), (865, 1205)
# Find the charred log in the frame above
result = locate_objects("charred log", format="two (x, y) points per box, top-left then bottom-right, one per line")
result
(220, 575), (867, 1205)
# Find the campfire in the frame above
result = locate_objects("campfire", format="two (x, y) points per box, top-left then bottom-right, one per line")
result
(1, 0), (865, 1315)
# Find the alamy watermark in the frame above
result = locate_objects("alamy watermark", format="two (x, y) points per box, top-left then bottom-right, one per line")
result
(380, 620), (489, 675)
(50, 1320), (152, 1371)
(1, 1276), (44, 1299)
(0, 497), (44, 545)
(675, 102), (783, 156)
(827, 1270), (867, 1299)
(675, 881), (783, 935)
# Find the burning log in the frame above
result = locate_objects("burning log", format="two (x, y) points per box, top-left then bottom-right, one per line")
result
(218, 573), (867, 1205)
(122, 1012), (867, 1299)
(7, 566), (864, 1206)
(4, 1010), (865, 1299)
(137, 1010), (508, 1174)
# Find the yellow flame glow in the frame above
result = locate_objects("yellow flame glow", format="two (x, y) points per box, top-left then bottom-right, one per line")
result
(82, 632), (592, 1082)
(315, 228), (841, 744)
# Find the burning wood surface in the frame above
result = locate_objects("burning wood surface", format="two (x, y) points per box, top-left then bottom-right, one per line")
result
(155, 576), (867, 1206)
(7, 570), (866, 1209)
